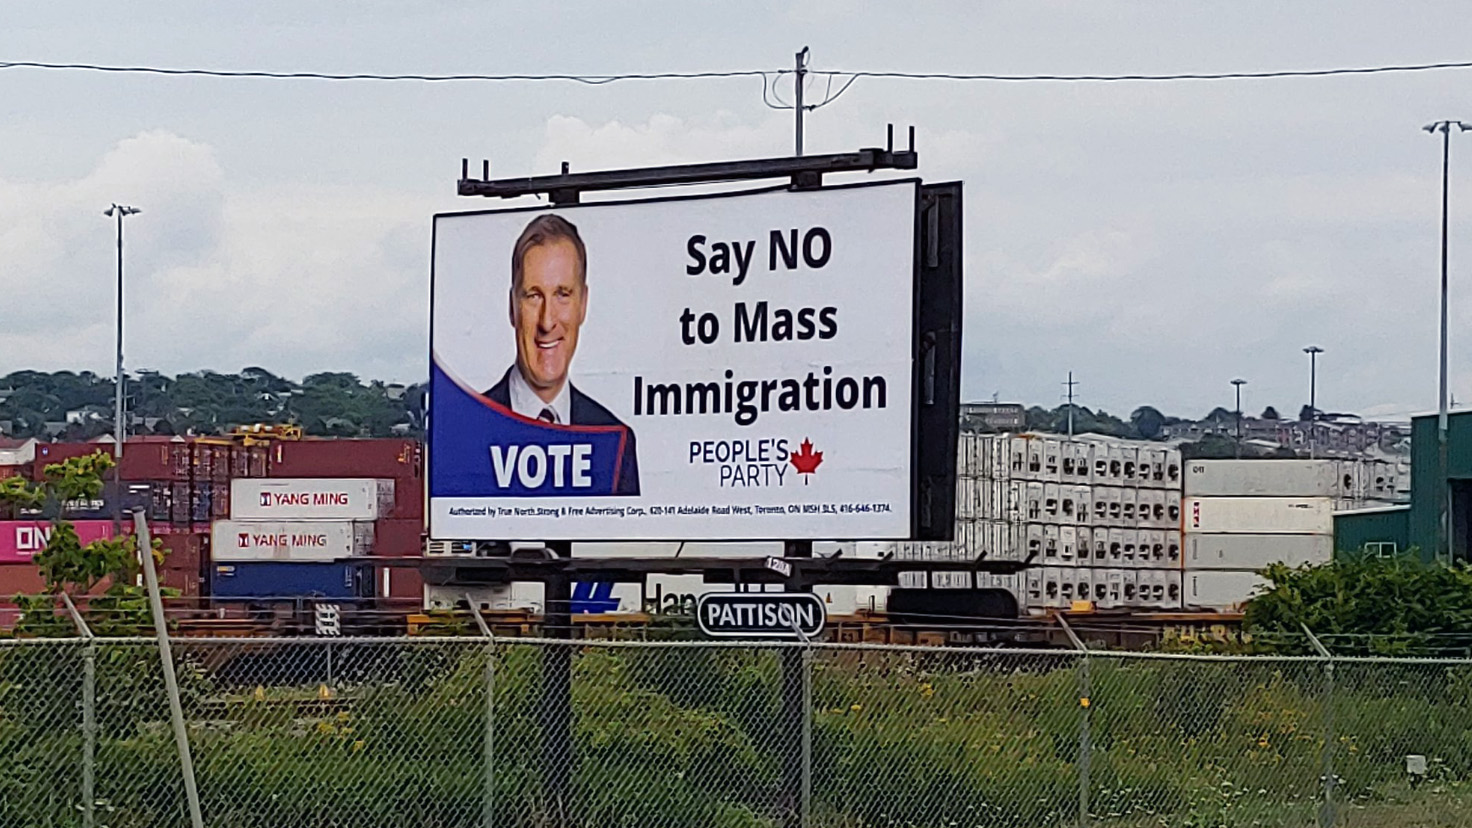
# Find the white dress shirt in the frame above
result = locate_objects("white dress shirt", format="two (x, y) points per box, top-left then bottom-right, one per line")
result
(507, 366), (571, 424)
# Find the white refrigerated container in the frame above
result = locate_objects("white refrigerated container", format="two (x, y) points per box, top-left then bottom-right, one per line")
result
(1185, 497), (1334, 535)
(1184, 533), (1333, 570)
(231, 478), (393, 521)
(1184, 460), (1345, 498)
(213, 519), (374, 562)
(1183, 570), (1271, 611)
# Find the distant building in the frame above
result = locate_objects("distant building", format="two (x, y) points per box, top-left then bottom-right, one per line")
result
(961, 402), (1027, 432)
(1159, 415), (1410, 459)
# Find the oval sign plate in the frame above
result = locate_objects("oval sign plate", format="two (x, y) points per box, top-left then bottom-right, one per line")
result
(696, 592), (826, 639)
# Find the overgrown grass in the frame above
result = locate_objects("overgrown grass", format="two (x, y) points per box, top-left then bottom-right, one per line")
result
(1, 641), (1471, 827)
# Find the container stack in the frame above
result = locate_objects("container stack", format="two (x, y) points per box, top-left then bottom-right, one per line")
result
(1181, 460), (1338, 611)
(889, 433), (1183, 615)
(28, 438), (270, 599)
(1015, 435), (1184, 613)
(210, 478), (391, 601)
(266, 438), (425, 603)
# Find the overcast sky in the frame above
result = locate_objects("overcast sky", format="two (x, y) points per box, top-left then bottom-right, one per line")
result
(4, 2), (1472, 421)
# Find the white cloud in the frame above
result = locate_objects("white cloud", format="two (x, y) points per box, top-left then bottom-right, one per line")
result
(0, 131), (439, 383)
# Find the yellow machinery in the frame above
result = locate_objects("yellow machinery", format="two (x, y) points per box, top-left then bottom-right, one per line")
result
(229, 423), (303, 446)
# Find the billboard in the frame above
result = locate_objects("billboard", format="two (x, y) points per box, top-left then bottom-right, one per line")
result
(430, 181), (921, 541)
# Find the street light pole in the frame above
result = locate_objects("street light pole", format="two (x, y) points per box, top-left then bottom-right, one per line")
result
(105, 204), (140, 534)
(1425, 121), (1469, 564)
(1231, 379), (1247, 460)
(1304, 346), (1324, 460)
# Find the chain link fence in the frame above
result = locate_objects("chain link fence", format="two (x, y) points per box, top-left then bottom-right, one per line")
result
(3, 635), (1472, 827)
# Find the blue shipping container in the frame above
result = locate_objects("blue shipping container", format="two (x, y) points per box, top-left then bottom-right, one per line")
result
(211, 561), (371, 600)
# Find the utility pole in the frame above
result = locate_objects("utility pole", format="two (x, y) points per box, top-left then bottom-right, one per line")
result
(1424, 120), (1469, 564)
(1304, 346), (1324, 460)
(794, 47), (809, 156)
(1231, 379), (1247, 460)
(105, 203), (140, 535)
(1063, 372), (1079, 440)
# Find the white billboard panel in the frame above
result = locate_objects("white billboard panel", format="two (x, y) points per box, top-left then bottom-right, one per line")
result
(429, 182), (918, 540)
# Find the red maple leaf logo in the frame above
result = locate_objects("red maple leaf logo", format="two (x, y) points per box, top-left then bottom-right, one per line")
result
(790, 438), (823, 483)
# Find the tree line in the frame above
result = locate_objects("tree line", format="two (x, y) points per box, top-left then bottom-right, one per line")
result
(0, 368), (425, 441)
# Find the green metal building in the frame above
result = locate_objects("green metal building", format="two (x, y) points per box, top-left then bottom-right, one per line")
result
(1332, 408), (1472, 563)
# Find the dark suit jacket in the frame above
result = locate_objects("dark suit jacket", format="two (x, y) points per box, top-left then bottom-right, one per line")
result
(484, 367), (640, 495)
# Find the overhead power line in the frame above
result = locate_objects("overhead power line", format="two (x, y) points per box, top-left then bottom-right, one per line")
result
(0, 61), (772, 85)
(819, 60), (1472, 82)
(3, 58), (1472, 86)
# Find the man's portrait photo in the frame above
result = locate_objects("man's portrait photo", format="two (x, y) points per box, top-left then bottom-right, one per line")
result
(483, 213), (640, 495)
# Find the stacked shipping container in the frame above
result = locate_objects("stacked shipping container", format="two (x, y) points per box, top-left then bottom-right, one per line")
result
(210, 478), (390, 600)
(887, 433), (1184, 615)
(266, 439), (425, 602)
(19, 439), (271, 599)
(1182, 460), (1339, 610)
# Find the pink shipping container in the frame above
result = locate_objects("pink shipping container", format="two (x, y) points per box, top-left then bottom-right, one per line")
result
(0, 520), (119, 564)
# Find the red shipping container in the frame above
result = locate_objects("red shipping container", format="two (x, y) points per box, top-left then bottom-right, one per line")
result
(269, 438), (421, 481)
(373, 518), (425, 558)
(117, 438), (191, 481)
(161, 565), (202, 598)
(227, 445), (270, 479)
(32, 443), (111, 479)
(158, 532), (204, 571)
(384, 567), (422, 601)
(393, 474), (424, 521)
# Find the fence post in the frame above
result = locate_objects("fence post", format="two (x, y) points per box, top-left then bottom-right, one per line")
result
(61, 593), (95, 828)
(1058, 615), (1090, 828)
(800, 635), (814, 827)
(468, 596), (497, 828)
(135, 511), (206, 828)
(1303, 624), (1335, 828)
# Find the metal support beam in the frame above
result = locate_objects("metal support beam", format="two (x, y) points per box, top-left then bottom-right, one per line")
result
(136, 511), (205, 828)
(1057, 615), (1091, 828)
(62, 593), (95, 828)
(388, 553), (1030, 589)
(457, 141), (916, 200)
(469, 594), (496, 828)
(1301, 624), (1336, 828)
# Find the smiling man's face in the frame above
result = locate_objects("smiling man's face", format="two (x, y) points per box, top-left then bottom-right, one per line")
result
(510, 238), (587, 403)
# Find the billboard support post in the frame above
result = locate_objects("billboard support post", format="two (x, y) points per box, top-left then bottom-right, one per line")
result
(781, 540), (813, 828)
(541, 542), (574, 827)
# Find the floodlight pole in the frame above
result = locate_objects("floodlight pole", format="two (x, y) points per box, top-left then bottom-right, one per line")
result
(1425, 120), (1470, 564)
(105, 203), (140, 536)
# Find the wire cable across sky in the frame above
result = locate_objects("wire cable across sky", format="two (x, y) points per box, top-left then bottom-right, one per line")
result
(5, 57), (1472, 85)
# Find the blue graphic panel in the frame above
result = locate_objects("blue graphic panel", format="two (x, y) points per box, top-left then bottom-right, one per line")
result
(430, 362), (629, 498)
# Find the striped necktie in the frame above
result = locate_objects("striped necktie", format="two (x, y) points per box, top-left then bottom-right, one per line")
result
(538, 407), (557, 424)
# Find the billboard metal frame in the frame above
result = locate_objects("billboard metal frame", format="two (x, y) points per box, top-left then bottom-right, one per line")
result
(431, 133), (976, 828)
